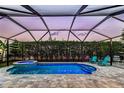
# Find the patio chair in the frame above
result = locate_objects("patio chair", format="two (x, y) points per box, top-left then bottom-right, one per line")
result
(90, 56), (97, 63)
(98, 55), (110, 66)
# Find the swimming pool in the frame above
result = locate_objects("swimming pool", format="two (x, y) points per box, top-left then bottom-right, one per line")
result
(7, 63), (97, 74)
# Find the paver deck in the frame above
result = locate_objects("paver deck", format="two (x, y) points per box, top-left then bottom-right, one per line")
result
(0, 62), (124, 88)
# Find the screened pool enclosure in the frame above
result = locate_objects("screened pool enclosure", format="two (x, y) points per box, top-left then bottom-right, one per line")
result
(0, 5), (124, 66)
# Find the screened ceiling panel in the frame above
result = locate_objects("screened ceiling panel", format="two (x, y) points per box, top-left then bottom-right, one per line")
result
(31, 5), (82, 15)
(43, 17), (73, 29)
(115, 14), (124, 20)
(94, 18), (124, 37)
(0, 9), (32, 15)
(0, 18), (25, 38)
(0, 5), (123, 42)
(40, 32), (50, 41)
(85, 32), (108, 41)
(0, 5), (32, 13)
(72, 16), (106, 29)
(51, 31), (68, 41)
(81, 5), (112, 13)
(30, 31), (48, 41)
(112, 37), (122, 41)
(71, 31), (88, 41)
(82, 6), (124, 15)
(11, 17), (47, 29)
(69, 32), (80, 41)
(11, 32), (34, 42)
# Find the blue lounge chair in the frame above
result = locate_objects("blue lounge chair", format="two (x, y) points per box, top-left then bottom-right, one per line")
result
(90, 56), (97, 63)
(98, 55), (110, 66)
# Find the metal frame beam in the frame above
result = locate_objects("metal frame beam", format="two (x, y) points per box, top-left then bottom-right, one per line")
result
(0, 5), (123, 17)
(7, 17), (37, 41)
(0, 12), (37, 42)
(112, 16), (124, 23)
(14, 29), (112, 42)
(0, 7), (34, 15)
(0, 14), (114, 17)
(100, 38), (110, 42)
(0, 35), (16, 41)
(21, 5), (52, 41)
(0, 5), (124, 64)
(80, 5), (123, 15)
(110, 9), (124, 16)
(6, 39), (9, 66)
(28, 29), (90, 31)
(76, 5), (88, 15)
(0, 35), (9, 40)
(9, 31), (27, 39)
(67, 5), (88, 41)
(2, 28), (112, 43)
(110, 39), (113, 66)
(82, 9), (124, 42)
(100, 35), (122, 42)
(67, 16), (76, 41)
(38, 31), (49, 41)
(70, 31), (82, 41)
(24, 29), (115, 41)
(66, 5), (88, 60)
(0, 5), (124, 43)
(111, 35), (122, 39)
(92, 30), (111, 39)
(83, 16), (110, 42)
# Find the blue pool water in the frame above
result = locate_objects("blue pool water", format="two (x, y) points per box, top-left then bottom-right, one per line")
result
(7, 63), (97, 74)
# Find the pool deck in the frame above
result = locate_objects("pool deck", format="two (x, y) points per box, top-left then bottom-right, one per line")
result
(0, 62), (124, 88)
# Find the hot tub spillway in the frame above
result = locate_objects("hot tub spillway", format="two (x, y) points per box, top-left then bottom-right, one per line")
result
(13, 60), (37, 68)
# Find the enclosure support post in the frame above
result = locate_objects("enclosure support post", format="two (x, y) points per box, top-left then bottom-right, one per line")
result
(36, 42), (39, 61)
(98, 42), (102, 60)
(110, 39), (113, 66)
(81, 43), (83, 62)
(6, 39), (9, 66)
(21, 42), (24, 60)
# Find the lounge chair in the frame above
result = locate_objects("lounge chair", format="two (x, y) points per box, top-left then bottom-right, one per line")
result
(98, 55), (110, 66)
(90, 56), (97, 63)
